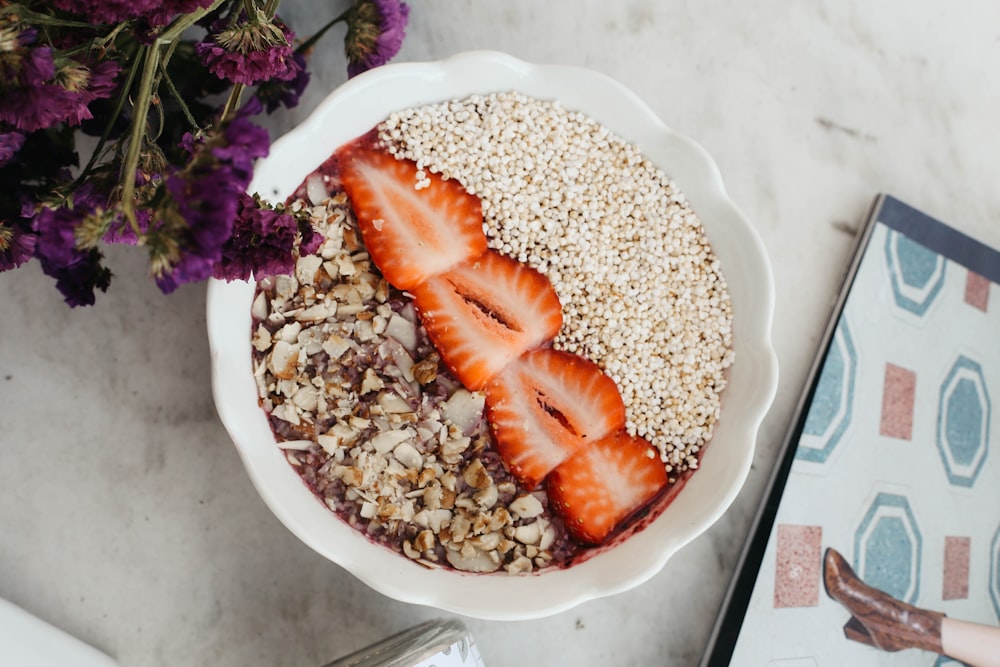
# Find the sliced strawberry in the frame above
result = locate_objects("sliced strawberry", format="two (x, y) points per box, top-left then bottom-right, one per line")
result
(337, 138), (487, 290)
(484, 348), (626, 489)
(413, 250), (563, 390)
(547, 431), (668, 544)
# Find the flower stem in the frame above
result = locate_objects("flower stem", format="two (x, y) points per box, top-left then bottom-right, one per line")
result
(55, 19), (127, 59)
(158, 63), (200, 131)
(75, 44), (142, 186)
(158, 1), (227, 43)
(55, 42), (99, 59)
(296, 7), (350, 54)
(119, 44), (161, 230)
(100, 20), (129, 46)
(0, 5), (96, 29)
(116, 0), (227, 228)
(220, 82), (245, 122)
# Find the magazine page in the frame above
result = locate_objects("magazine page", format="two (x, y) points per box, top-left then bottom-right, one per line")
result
(724, 196), (1000, 666)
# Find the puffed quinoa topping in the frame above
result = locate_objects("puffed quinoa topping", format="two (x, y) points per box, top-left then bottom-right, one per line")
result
(378, 92), (733, 474)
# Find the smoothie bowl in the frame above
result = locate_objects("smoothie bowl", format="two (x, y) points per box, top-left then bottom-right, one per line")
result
(207, 51), (778, 620)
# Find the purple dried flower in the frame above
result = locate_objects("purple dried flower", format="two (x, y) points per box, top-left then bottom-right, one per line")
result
(47, 0), (215, 25)
(196, 17), (298, 86)
(34, 206), (82, 268)
(32, 186), (113, 306)
(344, 0), (410, 78)
(0, 43), (121, 133)
(214, 192), (297, 281)
(0, 45), (59, 132)
(253, 50), (310, 113)
(0, 130), (25, 167)
(143, 0), (218, 27)
(0, 28), (51, 84)
(152, 251), (215, 294)
(165, 165), (238, 252)
(103, 208), (151, 245)
(154, 116), (271, 293)
(0, 86), (72, 133)
(84, 59), (121, 97)
(48, 0), (161, 24)
(39, 246), (113, 307)
(210, 115), (270, 182)
(0, 25), (26, 55)
(61, 60), (122, 126)
(299, 219), (322, 256)
(0, 220), (36, 271)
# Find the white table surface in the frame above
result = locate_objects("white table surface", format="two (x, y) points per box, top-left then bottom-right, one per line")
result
(3, 1), (1000, 665)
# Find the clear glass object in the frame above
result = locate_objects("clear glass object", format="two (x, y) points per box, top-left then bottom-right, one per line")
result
(323, 618), (485, 667)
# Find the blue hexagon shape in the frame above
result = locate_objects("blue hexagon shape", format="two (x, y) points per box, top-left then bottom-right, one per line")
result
(884, 229), (946, 316)
(854, 492), (922, 603)
(991, 524), (1000, 622)
(935, 657), (972, 667)
(796, 316), (857, 463)
(937, 355), (991, 488)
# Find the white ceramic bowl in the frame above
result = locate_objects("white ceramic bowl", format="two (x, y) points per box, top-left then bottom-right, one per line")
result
(207, 51), (778, 620)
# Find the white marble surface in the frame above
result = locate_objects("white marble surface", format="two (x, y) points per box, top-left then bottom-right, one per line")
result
(3, 1), (1000, 665)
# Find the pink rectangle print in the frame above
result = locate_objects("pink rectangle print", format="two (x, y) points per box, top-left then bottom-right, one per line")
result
(965, 270), (990, 312)
(773, 524), (822, 608)
(880, 363), (916, 440)
(943, 536), (971, 600)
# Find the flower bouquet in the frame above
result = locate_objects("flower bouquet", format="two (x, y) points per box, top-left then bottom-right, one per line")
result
(0, 0), (410, 306)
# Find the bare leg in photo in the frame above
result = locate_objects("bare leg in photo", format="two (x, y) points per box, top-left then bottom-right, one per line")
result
(941, 618), (1000, 667)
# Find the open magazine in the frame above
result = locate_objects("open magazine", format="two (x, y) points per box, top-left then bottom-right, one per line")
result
(700, 194), (1000, 666)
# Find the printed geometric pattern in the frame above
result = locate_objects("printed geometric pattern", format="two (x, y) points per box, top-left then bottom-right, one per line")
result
(936, 355), (991, 488)
(943, 536), (971, 600)
(726, 204), (1000, 666)
(885, 228), (946, 315)
(797, 316), (856, 463)
(880, 362), (915, 440)
(773, 525), (822, 608)
(965, 270), (990, 312)
(854, 492), (921, 604)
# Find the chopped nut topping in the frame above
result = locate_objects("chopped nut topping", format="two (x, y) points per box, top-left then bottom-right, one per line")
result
(251, 193), (573, 574)
(411, 356), (438, 385)
(462, 459), (491, 490)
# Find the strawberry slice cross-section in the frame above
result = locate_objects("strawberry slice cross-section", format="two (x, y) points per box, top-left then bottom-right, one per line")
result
(334, 139), (669, 546)
(547, 431), (669, 545)
(336, 137), (488, 291)
(413, 250), (564, 390)
(484, 347), (626, 489)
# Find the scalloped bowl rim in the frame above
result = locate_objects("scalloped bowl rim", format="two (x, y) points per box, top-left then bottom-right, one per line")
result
(207, 50), (778, 620)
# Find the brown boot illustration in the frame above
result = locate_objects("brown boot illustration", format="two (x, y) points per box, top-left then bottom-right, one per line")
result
(823, 548), (944, 653)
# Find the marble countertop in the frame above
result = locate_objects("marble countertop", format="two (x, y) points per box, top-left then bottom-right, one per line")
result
(3, 1), (1000, 665)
